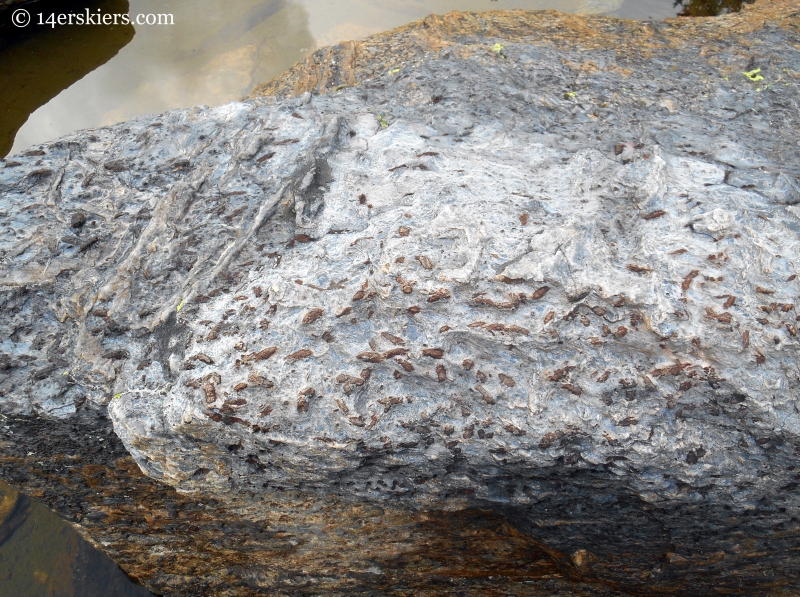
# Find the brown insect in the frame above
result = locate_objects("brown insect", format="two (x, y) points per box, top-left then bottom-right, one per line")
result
(704, 308), (732, 324)
(642, 210), (666, 221)
(669, 248), (688, 255)
(476, 370), (487, 383)
(543, 311), (555, 324)
(436, 364), (447, 382)
(202, 373), (221, 404)
(440, 325), (451, 332)
(787, 324), (797, 337)
(247, 372), (274, 388)
(504, 423), (526, 436)
(192, 353), (214, 364)
(415, 255), (433, 270)
(253, 286), (262, 298)
(335, 398), (349, 413)
(463, 359), (475, 370)
(358, 193), (367, 204)
(396, 359), (414, 372)
(234, 341), (247, 352)
(539, 431), (562, 449)
(531, 286), (550, 300)
(682, 270), (700, 292)
(519, 213), (529, 225)
(302, 308), (324, 324)
(617, 417), (638, 427)
(788, 274), (797, 282)
(381, 332), (405, 346)
(285, 349), (313, 362)
(597, 370), (610, 383)
(234, 382), (248, 392)
(427, 288), (451, 302)
(422, 348), (444, 359)
(742, 330), (750, 348)
(297, 388), (315, 413)
(591, 307), (606, 316)
(396, 275), (415, 294)
(561, 383), (582, 396)
(242, 347), (278, 363)
(548, 369), (567, 383)
(475, 385), (495, 405)
(498, 373), (516, 387)
(627, 264), (653, 274)
(408, 306), (421, 314)
(614, 326), (628, 339)
(383, 348), (409, 358)
(377, 396), (404, 413)
(357, 351), (384, 363)
(755, 286), (775, 295)
(395, 256), (406, 263)
(497, 276), (524, 285)
(336, 306), (352, 318)
(399, 226), (410, 237)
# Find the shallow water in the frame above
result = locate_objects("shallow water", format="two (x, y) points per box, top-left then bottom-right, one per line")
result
(0, 480), (152, 597)
(0, 0), (731, 158)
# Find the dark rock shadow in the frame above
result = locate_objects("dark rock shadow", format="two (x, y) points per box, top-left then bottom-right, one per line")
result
(0, 0), (134, 157)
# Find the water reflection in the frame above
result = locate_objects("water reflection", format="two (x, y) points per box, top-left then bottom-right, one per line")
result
(8, 0), (315, 156)
(0, 480), (152, 597)
(0, 0), (134, 157)
(2, 0), (704, 157)
(674, 0), (753, 16)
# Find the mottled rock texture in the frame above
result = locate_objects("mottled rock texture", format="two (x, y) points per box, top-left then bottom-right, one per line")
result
(2, 0), (800, 595)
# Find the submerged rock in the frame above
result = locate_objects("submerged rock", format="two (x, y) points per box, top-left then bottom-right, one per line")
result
(1, 0), (799, 594)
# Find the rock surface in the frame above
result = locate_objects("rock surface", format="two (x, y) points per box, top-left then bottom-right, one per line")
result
(2, 1), (800, 595)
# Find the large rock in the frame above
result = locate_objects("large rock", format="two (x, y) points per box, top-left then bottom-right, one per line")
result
(2, 1), (799, 594)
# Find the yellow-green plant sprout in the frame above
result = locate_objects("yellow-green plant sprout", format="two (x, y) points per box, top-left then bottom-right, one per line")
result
(176, 300), (184, 312)
(113, 393), (123, 400)
(564, 91), (577, 99)
(388, 68), (400, 75)
(378, 115), (389, 128)
(492, 43), (506, 59)
(743, 68), (764, 82)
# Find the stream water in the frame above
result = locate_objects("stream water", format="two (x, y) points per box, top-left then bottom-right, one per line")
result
(0, 480), (151, 597)
(0, 0), (747, 158)
(0, 0), (752, 595)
